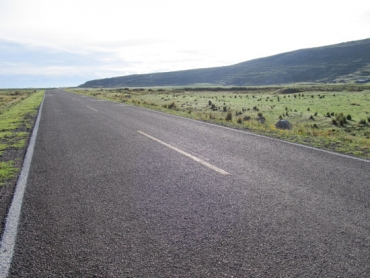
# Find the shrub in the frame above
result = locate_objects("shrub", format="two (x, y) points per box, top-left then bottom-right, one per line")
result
(346, 114), (352, 121)
(257, 112), (263, 117)
(223, 106), (227, 112)
(237, 118), (243, 124)
(336, 113), (346, 126)
(359, 119), (367, 125)
(368, 117), (370, 123)
(332, 119), (338, 126)
(225, 112), (233, 121)
(168, 101), (177, 109)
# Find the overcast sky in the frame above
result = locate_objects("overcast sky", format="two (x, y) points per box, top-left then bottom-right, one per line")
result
(1, 0), (369, 88)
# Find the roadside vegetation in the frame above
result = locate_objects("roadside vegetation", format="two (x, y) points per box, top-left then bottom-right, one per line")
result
(70, 85), (370, 159)
(0, 90), (44, 185)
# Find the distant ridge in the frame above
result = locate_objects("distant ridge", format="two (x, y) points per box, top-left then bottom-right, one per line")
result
(79, 38), (370, 88)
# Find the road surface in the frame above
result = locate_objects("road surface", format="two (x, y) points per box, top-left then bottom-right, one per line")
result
(5, 89), (370, 277)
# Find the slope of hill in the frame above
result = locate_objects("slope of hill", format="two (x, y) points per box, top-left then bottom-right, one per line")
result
(79, 38), (370, 88)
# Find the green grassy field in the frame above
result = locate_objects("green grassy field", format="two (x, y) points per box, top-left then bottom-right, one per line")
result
(70, 85), (370, 159)
(0, 90), (44, 185)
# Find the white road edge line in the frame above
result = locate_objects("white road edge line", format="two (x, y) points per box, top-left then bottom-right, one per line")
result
(137, 131), (230, 176)
(0, 92), (45, 278)
(126, 105), (369, 164)
(76, 92), (369, 163)
(86, 105), (98, 112)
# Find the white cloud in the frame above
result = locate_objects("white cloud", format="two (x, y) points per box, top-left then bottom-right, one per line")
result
(0, 0), (370, 87)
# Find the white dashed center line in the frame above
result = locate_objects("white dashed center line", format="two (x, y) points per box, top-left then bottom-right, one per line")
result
(138, 131), (230, 175)
(86, 105), (98, 112)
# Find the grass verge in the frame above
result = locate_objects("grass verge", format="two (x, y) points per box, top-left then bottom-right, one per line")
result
(69, 85), (370, 159)
(0, 90), (44, 186)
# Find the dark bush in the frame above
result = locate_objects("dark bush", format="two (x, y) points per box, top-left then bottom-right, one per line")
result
(168, 102), (177, 109)
(225, 112), (233, 121)
(336, 113), (346, 126)
(359, 119), (367, 125)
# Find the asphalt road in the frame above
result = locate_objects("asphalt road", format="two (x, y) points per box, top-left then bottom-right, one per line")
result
(6, 89), (370, 277)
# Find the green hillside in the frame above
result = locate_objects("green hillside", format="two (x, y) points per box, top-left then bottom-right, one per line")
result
(79, 38), (370, 88)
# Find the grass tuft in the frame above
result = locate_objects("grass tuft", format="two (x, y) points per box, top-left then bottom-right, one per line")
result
(226, 111), (233, 121)
(0, 161), (18, 186)
(69, 85), (370, 159)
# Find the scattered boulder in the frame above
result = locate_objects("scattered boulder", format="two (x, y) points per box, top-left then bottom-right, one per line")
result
(275, 120), (292, 130)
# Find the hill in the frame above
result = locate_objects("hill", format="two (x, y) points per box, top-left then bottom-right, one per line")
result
(79, 38), (370, 88)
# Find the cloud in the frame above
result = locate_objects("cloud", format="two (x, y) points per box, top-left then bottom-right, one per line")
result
(1, 0), (370, 87)
(0, 39), (136, 87)
(0, 38), (184, 87)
